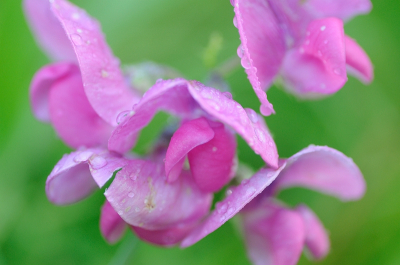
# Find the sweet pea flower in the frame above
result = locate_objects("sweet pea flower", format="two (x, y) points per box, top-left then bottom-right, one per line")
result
(232, 0), (373, 115)
(181, 145), (365, 265)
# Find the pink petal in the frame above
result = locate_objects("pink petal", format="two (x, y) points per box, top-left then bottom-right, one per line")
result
(100, 200), (127, 244)
(270, 145), (366, 201)
(29, 62), (74, 122)
(305, 0), (372, 22)
(50, 0), (138, 126)
(23, 0), (76, 62)
(48, 64), (113, 148)
(165, 117), (215, 182)
(345, 35), (373, 83)
(131, 222), (197, 247)
(105, 160), (212, 230)
(241, 201), (305, 265)
(46, 148), (124, 205)
(188, 121), (237, 192)
(188, 82), (279, 168)
(281, 18), (347, 97)
(108, 78), (198, 154)
(296, 204), (330, 260)
(233, 0), (285, 115)
(181, 165), (285, 247)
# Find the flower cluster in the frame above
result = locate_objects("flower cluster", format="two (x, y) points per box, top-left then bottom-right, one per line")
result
(24, 0), (372, 264)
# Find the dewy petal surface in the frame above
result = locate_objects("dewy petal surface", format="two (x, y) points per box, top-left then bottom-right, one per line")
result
(345, 35), (373, 83)
(23, 0), (76, 61)
(281, 18), (347, 97)
(46, 148), (123, 205)
(233, 0), (285, 115)
(241, 201), (305, 265)
(296, 204), (330, 260)
(181, 165), (284, 247)
(50, 0), (138, 126)
(269, 145), (365, 201)
(48, 64), (113, 148)
(165, 117), (215, 182)
(105, 160), (212, 230)
(100, 200), (127, 244)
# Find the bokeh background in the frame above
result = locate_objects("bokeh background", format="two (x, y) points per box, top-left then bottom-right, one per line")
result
(1, 0), (400, 264)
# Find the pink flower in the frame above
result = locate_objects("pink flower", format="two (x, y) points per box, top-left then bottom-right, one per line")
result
(181, 145), (365, 265)
(232, 0), (374, 115)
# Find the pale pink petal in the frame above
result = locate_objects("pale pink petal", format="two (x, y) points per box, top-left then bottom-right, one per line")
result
(188, 121), (237, 192)
(305, 0), (372, 22)
(188, 82), (279, 168)
(269, 145), (366, 201)
(131, 222), (197, 247)
(46, 148), (124, 205)
(242, 201), (305, 265)
(108, 78), (198, 154)
(29, 62), (74, 122)
(281, 18), (347, 97)
(50, 0), (138, 126)
(48, 64), (113, 148)
(345, 35), (373, 83)
(233, 0), (285, 115)
(100, 200), (127, 244)
(181, 165), (285, 247)
(165, 117), (215, 182)
(105, 160), (212, 230)
(23, 0), (76, 62)
(296, 204), (330, 260)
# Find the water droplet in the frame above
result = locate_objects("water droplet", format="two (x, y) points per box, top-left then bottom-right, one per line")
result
(219, 215), (226, 223)
(227, 207), (235, 216)
(241, 179), (249, 185)
(333, 68), (341, 75)
(76, 28), (82, 33)
(74, 150), (93, 162)
(237, 45), (244, 58)
(72, 12), (80, 20)
(254, 128), (266, 143)
(245, 187), (256, 197)
(233, 16), (238, 28)
(116, 110), (131, 124)
(128, 192), (135, 198)
(268, 140), (274, 147)
(212, 147), (218, 152)
(320, 25), (326, 31)
(90, 156), (107, 169)
(241, 56), (251, 69)
(70, 34), (83, 46)
(118, 210), (123, 215)
(245, 108), (258, 123)
(222, 91), (233, 99)
(217, 204), (227, 214)
(101, 69), (109, 78)
(226, 189), (233, 196)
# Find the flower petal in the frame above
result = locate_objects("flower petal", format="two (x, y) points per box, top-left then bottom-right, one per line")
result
(188, 82), (279, 168)
(233, 0), (285, 115)
(46, 148), (123, 205)
(23, 0), (76, 61)
(29, 62), (74, 122)
(345, 35), (373, 83)
(181, 165), (284, 247)
(48, 64), (113, 148)
(281, 18), (347, 97)
(100, 200), (127, 244)
(188, 121), (237, 192)
(305, 0), (372, 22)
(295, 204), (330, 260)
(241, 201), (305, 265)
(104, 160), (212, 230)
(165, 117), (215, 182)
(269, 145), (366, 201)
(50, 0), (138, 126)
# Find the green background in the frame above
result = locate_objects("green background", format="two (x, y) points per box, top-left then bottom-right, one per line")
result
(1, 0), (400, 264)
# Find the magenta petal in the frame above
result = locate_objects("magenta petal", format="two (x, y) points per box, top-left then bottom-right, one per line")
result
(132, 222), (197, 247)
(50, 0), (138, 126)
(271, 145), (366, 201)
(242, 201), (305, 265)
(23, 0), (76, 61)
(181, 166), (284, 247)
(108, 78), (198, 154)
(188, 82), (279, 168)
(48, 64), (113, 148)
(105, 160), (212, 230)
(29, 62), (74, 122)
(233, 0), (284, 115)
(46, 148), (123, 205)
(345, 35), (373, 83)
(296, 205), (330, 260)
(281, 18), (347, 97)
(100, 200), (127, 244)
(165, 117), (215, 182)
(305, 0), (372, 22)
(188, 122), (237, 192)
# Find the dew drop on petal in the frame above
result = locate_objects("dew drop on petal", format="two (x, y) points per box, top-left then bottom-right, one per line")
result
(223, 91), (233, 99)
(233, 16), (238, 28)
(70, 34), (83, 46)
(90, 156), (107, 169)
(333, 68), (341, 75)
(245, 187), (256, 197)
(128, 192), (135, 198)
(227, 207), (235, 216)
(237, 45), (244, 58)
(320, 25), (326, 31)
(74, 150), (93, 163)
(116, 110), (131, 124)
(245, 108), (258, 123)
(241, 56), (251, 69)
(118, 210), (123, 216)
(226, 189), (233, 196)
(254, 128), (266, 143)
(101, 69), (109, 78)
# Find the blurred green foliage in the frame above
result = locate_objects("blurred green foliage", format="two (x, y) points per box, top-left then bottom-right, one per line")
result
(1, 0), (400, 264)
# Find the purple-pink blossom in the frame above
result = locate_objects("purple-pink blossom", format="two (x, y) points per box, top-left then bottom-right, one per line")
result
(232, 0), (374, 115)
